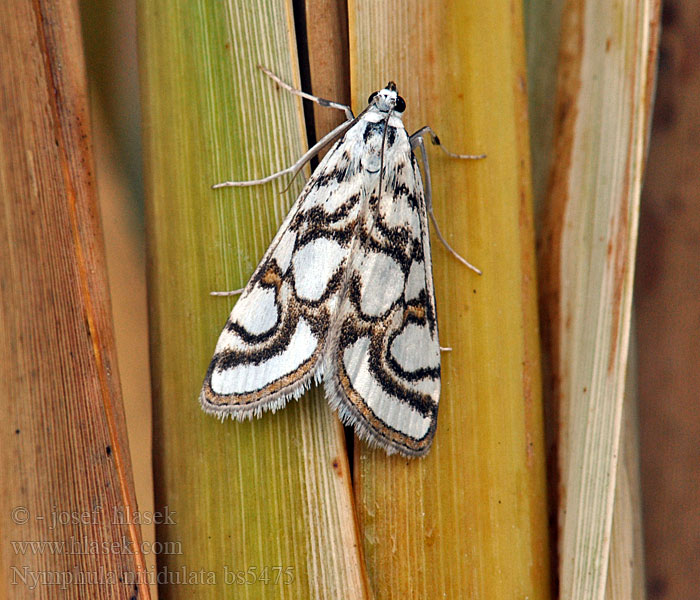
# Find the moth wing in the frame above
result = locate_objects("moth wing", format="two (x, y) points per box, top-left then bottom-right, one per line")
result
(325, 147), (441, 457)
(200, 138), (364, 418)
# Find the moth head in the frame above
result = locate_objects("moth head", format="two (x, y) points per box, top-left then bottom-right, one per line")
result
(367, 82), (406, 114)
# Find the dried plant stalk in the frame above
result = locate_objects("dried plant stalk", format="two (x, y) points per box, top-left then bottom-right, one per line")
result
(0, 0), (150, 597)
(539, 1), (660, 598)
(348, 1), (551, 598)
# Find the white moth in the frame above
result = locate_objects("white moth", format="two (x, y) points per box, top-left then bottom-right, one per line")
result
(200, 67), (483, 457)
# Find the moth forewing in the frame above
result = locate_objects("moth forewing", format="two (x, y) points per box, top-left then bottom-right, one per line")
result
(321, 116), (441, 457)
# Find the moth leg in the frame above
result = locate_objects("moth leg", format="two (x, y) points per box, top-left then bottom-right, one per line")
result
(258, 65), (354, 121)
(213, 118), (354, 189)
(410, 126), (486, 160)
(412, 135), (482, 275)
(210, 288), (244, 297)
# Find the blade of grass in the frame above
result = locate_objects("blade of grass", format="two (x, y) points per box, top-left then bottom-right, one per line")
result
(539, 1), (660, 598)
(138, 1), (368, 597)
(605, 331), (646, 599)
(0, 0), (150, 597)
(348, 2), (550, 598)
(526, 1), (655, 597)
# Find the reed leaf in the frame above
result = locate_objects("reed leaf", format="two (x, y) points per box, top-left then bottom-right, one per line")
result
(537, 1), (660, 598)
(138, 1), (368, 597)
(348, 1), (551, 598)
(0, 0), (150, 597)
(605, 332), (646, 599)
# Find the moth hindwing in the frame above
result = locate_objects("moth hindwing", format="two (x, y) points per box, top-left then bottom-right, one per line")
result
(200, 73), (480, 457)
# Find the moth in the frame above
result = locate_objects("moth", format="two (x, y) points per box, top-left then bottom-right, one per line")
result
(200, 67), (483, 457)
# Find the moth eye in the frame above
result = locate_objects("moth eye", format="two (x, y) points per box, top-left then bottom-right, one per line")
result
(367, 91), (378, 104)
(395, 96), (406, 112)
